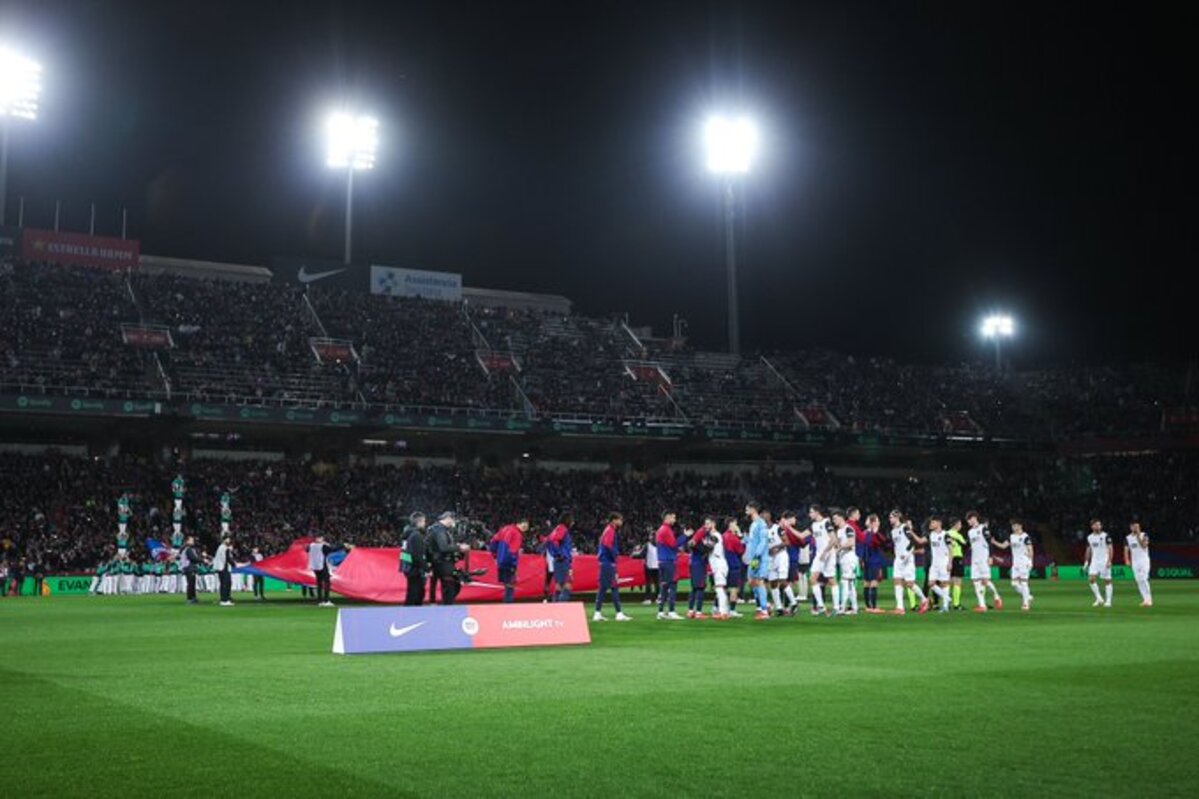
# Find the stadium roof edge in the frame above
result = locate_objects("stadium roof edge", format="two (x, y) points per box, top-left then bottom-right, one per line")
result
(462, 285), (572, 315)
(139, 253), (271, 283)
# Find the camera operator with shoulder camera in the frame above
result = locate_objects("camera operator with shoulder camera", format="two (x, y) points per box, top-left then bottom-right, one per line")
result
(400, 512), (428, 606)
(427, 511), (470, 605)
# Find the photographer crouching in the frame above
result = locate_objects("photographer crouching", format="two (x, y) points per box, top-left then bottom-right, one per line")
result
(427, 511), (470, 605)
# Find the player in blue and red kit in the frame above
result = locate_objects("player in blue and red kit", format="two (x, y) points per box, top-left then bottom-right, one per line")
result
(593, 512), (632, 622)
(722, 519), (746, 617)
(655, 511), (685, 620)
(547, 513), (575, 602)
(686, 517), (718, 618)
(862, 512), (889, 613)
(488, 517), (527, 603)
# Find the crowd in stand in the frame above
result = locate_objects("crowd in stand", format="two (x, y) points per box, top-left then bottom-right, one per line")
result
(2, 260), (1189, 436)
(2, 451), (1196, 582)
(308, 288), (514, 410)
(2, 260), (1191, 438)
(0, 262), (158, 395)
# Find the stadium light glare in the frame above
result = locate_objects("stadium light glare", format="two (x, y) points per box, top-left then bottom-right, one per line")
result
(0, 46), (43, 227)
(325, 112), (378, 171)
(980, 314), (1015, 339)
(703, 113), (759, 356)
(324, 110), (379, 264)
(0, 47), (41, 120)
(703, 114), (758, 175)
(980, 314), (1016, 369)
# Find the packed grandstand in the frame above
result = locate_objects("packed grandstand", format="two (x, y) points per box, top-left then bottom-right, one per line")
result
(1, 258), (1191, 437)
(1, 250), (1197, 582)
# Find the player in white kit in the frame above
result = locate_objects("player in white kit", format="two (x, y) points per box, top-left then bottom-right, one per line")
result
(1124, 520), (1152, 607)
(706, 520), (731, 619)
(888, 511), (929, 615)
(925, 516), (952, 613)
(965, 511), (1003, 612)
(832, 509), (859, 615)
(990, 520), (1035, 611)
(1084, 519), (1114, 607)
(764, 512), (790, 615)
(808, 505), (838, 616)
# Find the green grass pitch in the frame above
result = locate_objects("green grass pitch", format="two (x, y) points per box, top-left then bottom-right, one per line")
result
(3, 581), (1197, 798)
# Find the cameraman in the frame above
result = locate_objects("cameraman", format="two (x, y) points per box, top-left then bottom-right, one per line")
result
(400, 512), (428, 606)
(427, 511), (469, 605)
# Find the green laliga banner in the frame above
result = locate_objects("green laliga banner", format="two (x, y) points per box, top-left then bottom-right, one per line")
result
(0, 392), (1045, 449)
(1, 395), (161, 417)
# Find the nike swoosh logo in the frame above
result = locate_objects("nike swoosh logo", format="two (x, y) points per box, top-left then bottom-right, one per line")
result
(388, 621), (426, 638)
(298, 266), (347, 283)
(465, 580), (505, 589)
(616, 577), (635, 584)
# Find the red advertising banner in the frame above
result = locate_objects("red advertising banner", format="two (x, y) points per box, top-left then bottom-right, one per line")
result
(311, 338), (357, 363)
(121, 325), (173, 349)
(22, 229), (140, 271)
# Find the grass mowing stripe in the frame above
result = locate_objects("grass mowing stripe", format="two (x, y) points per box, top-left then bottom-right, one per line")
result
(2, 581), (1196, 797)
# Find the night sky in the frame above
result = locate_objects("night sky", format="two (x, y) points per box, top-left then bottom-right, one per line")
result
(1, 1), (1193, 364)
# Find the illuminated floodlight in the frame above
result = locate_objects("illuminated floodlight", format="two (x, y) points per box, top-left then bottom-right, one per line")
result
(704, 114), (758, 175)
(0, 47), (41, 120)
(325, 112), (378, 170)
(980, 314), (1015, 339)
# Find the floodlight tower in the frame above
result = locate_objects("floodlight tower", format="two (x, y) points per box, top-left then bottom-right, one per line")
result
(704, 114), (758, 356)
(980, 313), (1015, 370)
(0, 47), (42, 226)
(325, 111), (378, 264)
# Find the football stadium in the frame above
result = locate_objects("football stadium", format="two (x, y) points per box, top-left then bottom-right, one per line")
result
(1, 3), (1197, 798)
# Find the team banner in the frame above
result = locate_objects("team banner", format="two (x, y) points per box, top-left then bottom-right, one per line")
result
(332, 602), (591, 655)
(370, 265), (462, 301)
(21, 229), (140, 271)
(271, 256), (370, 291)
(242, 539), (676, 603)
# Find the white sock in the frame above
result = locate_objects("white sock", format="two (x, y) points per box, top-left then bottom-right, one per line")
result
(932, 584), (948, 606)
(894, 585), (906, 610)
(845, 580), (858, 611)
(974, 582), (987, 607)
(771, 587), (782, 610)
(715, 587), (728, 615)
(831, 582), (841, 610)
(911, 584), (927, 603)
(1105, 582), (1113, 604)
(1090, 582), (1103, 601)
(987, 582), (1000, 600)
(784, 586), (797, 606)
(797, 574), (808, 600)
(813, 584), (824, 609)
(1142, 578), (1152, 603)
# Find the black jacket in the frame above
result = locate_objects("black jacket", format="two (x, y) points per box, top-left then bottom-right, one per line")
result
(427, 522), (457, 561)
(180, 546), (199, 574)
(402, 525), (427, 572)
